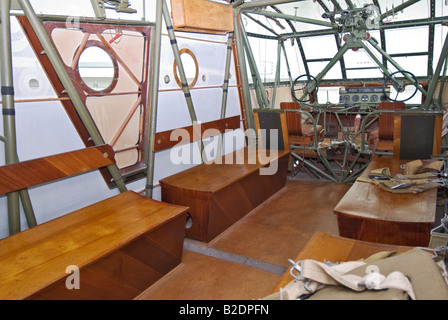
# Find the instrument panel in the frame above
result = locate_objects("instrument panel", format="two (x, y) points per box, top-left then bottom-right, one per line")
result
(339, 86), (389, 105)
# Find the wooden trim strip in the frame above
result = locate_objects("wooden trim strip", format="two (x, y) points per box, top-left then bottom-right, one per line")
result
(0, 145), (115, 195)
(153, 115), (241, 151)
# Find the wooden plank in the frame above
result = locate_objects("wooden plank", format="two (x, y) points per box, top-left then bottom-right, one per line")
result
(153, 115), (241, 152)
(0, 191), (189, 300)
(0, 145), (115, 195)
(271, 232), (411, 293)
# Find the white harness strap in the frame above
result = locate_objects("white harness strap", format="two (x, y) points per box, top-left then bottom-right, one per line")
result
(280, 259), (416, 300)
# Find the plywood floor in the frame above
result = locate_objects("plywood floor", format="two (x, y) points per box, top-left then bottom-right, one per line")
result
(137, 178), (351, 300)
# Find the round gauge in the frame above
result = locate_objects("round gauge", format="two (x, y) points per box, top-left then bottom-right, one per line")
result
(370, 95), (378, 102)
(352, 95), (359, 102)
(361, 95), (369, 102)
(343, 95), (350, 103)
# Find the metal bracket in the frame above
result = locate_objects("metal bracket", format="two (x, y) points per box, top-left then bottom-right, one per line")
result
(90, 0), (137, 20)
(90, 0), (106, 19)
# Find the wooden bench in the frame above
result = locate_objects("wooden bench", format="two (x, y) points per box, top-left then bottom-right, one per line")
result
(160, 147), (290, 242)
(0, 145), (188, 300)
(159, 111), (290, 242)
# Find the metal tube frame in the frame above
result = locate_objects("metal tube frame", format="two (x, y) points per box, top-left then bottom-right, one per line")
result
(221, 33), (234, 119)
(283, 108), (360, 183)
(423, 29), (448, 110)
(244, 37), (265, 108)
(233, 3), (372, 183)
(437, 54), (448, 107)
(162, 0), (206, 160)
(367, 37), (428, 98)
(216, 32), (235, 160)
(1, 0), (21, 235)
(242, 8), (336, 29)
(285, 105), (382, 184)
(241, 23), (270, 109)
(280, 40), (293, 88)
(1, 0), (37, 235)
(271, 40), (282, 109)
(234, 7), (255, 130)
(233, 0), (448, 183)
(145, 0), (163, 198)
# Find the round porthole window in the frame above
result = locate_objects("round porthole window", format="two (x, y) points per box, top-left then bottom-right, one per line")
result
(28, 78), (40, 90)
(77, 42), (118, 93)
(173, 48), (199, 89)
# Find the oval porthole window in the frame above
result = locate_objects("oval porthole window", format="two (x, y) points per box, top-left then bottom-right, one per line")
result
(78, 45), (117, 93)
(173, 48), (199, 89)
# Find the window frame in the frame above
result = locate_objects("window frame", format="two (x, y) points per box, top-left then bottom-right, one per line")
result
(18, 16), (153, 188)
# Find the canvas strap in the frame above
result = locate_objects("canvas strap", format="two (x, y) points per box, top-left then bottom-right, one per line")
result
(279, 259), (416, 300)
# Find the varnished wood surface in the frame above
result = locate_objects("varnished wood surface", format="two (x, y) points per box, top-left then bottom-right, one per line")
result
(161, 148), (290, 242)
(0, 145), (115, 195)
(210, 179), (350, 267)
(334, 156), (437, 246)
(160, 148), (290, 193)
(171, 0), (234, 34)
(136, 250), (281, 300)
(138, 180), (350, 300)
(0, 191), (188, 300)
(153, 116), (241, 152)
(378, 101), (406, 141)
(30, 212), (187, 300)
(280, 102), (302, 136)
(271, 232), (411, 293)
(334, 156), (436, 223)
